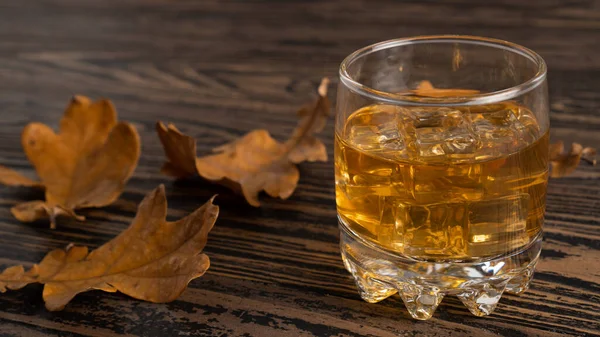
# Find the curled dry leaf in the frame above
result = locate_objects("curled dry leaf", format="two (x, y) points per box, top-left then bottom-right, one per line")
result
(0, 96), (140, 228)
(549, 141), (597, 178)
(0, 185), (218, 311)
(157, 78), (330, 206)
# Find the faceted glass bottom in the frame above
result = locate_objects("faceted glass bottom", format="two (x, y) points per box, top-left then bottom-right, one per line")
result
(339, 218), (541, 320)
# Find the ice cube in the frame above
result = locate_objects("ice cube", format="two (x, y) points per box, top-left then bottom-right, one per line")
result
(394, 194), (529, 258)
(400, 108), (480, 160)
(515, 107), (541, 144)
(472, 109), (518, 140)
(347, 106), (407, 156)
(349, 123), (406, 153)
(467, 194), (529, 257)
(443, 126), (480, 156)
(396, 201), (468, 257)
(377, 121), (406, 151)
(411, 162), (484, 204)
(471, 108), (528, 156)
(349, 125), (384, 151)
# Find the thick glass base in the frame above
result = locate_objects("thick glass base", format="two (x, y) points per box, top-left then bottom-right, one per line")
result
(339, 219), (541, 320)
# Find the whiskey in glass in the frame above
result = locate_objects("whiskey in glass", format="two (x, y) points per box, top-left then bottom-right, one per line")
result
(336, 36), (549, 319)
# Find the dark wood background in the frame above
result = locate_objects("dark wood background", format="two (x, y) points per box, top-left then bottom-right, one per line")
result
(0, 1), (599, 336)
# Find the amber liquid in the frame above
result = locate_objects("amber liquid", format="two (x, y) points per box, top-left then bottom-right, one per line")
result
(335, 103), (548, 260)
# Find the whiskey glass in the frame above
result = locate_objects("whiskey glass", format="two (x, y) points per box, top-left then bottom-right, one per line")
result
(335, 36), (549, 319)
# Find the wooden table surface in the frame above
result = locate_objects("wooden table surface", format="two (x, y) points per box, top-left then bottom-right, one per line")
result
(0, 1), (599, 336)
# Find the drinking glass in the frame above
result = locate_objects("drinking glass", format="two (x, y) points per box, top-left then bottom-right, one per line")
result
(335, 36), (549, 320)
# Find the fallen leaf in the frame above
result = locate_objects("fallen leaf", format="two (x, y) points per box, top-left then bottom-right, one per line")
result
(0, 184), (218, 311)
(0, 265), (38, 293)
(286, 78), (330, 163)
(582, 147), (597, 166)
(549, 140), (565, 160)
(0, 96), (140, 228)
(411, 80), (480, 97)
(157, 78), (330, 206)
(549, 141), (596, 178)
(0, 165), (43, 188)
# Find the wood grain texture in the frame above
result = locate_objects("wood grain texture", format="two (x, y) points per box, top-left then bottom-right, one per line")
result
(0, 0), (599, 336)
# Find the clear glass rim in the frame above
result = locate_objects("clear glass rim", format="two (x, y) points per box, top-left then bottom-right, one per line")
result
(339, 35), (547, 107)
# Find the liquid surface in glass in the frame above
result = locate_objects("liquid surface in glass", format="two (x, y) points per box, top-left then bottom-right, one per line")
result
(335, 102), (548, 260)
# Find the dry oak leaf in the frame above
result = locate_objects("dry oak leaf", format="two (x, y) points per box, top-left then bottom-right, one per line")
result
(157, 78), (330, 206)
(0, 165), (43, 188)
(549, 141), (597, 178)
(411, 80), (480, 97)
(0, 184), (218, 311)
(0, 96), (140, 228)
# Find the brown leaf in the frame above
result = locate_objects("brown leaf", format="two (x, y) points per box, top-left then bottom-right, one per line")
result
(286, 78), (330, 163)
(549, 141), (597, 178)
(11, 201), (85, 224)
(0, 96), (141, 228)
(157, 78), (330, 206)
(582, 147), (597, 166)
(156, 122), (199, 178)
(195, 129), (299, 206)
(0, 165), (43, 188)
(10, 201), (50, 223)
(0, 185), (218, 311)
(411, 80), (480, 98)
(0, 265), (39, 293)
(549, 141), (564, 160)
